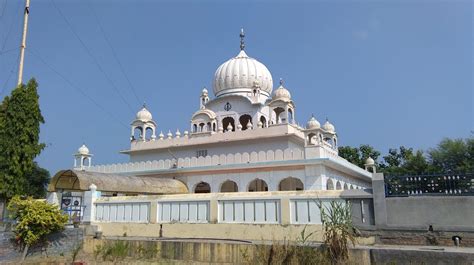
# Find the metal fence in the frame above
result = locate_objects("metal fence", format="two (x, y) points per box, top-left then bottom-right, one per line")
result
(385, 174), (473, 197)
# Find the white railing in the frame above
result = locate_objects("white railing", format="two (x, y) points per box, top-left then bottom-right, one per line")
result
(95, 202), (150, 223)
(219, 199), (280, 224)
(87, 148), (305, 174)
(158, 201), (209, 223)
(290, 199), (345, 224)
(92, 192), (351, 225)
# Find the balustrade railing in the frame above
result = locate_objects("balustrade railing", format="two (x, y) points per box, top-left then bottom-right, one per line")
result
(385, 174), (473, 197)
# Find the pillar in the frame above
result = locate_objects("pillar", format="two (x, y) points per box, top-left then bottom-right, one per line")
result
(372, 173), (387, 228)
(82, 184), (98, 224)
(280, 198), (291, 225)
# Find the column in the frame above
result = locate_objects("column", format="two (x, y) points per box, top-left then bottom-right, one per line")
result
(372, 173), (387, 228)
(82, 184), (98, 224)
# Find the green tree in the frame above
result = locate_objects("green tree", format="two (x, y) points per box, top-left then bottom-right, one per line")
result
(338, 144), (380, 168)
(428, 137), (474, 173)
(0, 79), (45, 199)
(380, 146), (429, 175)
(25, 163), (50, 198)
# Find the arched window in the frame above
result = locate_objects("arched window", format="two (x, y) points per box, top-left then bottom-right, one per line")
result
(308, 133), (316, 145)
(213, 123), (216, 132)
(193, 124), (197, 133)
(239, 114), (252, 131)
(273, 107), (285, 124)
(336, 181), (342, 190)
(199, 123), (205, 132)
(343, 183), (348, 190)
(260, 116), (267, 128)
(133, 127), (143, 140)
(222, 117), (235, 132)
(279, 177), (304, 191)
(220, 180), (238, 192)
(207, 122), (212, 132)
(349, 184), (354, 190)
(145, 127), (154, 140)
(326, 178), (334, 190)
(248, 179), (268, 192)
(194, 182), (211, 193)
(288, 109), (294, 123)
(239, 114), (252, 130)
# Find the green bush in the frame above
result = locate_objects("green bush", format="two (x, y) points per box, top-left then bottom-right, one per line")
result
(7, 196), (68, 248)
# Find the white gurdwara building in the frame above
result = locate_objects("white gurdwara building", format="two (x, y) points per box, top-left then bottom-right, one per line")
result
(50, 30), (372, 199)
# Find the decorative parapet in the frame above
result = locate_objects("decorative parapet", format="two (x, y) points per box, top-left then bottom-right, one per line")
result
(126, 123), (306, 153)
(87, 148), (306, 174)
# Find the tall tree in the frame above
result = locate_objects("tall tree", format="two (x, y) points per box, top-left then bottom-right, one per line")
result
(25, 163), (50, 198)
(428, 137), (474, 173)
(0, 79), (46, 199)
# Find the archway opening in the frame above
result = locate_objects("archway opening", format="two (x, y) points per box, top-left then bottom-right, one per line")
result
(194, 182), (211, 193)
(133, 127), (143, 140)
(260, 116), (267, 128)
(145, 127), (154, 140)
(288, 108), (294, 123)
(343, 183), (348, 190)
(239, 114), (252, 130)
(308, 133), (316, 145)
(220, 180), (238, 192)
(273, 107), (285, 124)
(279, 177), (304, 191)
(199, 123), (205, 132)
(326, 178), (334, 190)
(248, 179), (268, 192)
(193, 124), (197, 133)
(336, 181), (342, 190)
(222, 117), (235, 132)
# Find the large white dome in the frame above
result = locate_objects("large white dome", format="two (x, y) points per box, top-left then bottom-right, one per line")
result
(213, 50), (273, 97)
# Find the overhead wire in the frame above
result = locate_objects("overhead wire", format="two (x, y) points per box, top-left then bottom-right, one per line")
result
(0, 0), (8, 23)
(27, 48), (129, 129)
(0, 0), (20, 52)
(86, 0), (141, 105)
(49, 0), (136, 114)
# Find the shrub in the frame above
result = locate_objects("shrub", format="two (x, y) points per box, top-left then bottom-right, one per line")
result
(318, 200), (356, 264)
(7, 195), (68, 258)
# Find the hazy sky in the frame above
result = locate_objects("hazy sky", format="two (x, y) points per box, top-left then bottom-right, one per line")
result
(0, 0), (472, 174)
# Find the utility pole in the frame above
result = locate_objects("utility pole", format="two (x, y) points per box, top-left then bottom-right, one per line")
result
(17, 0), (30, 86)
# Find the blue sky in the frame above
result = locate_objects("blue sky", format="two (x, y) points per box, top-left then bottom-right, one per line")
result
(0, 0), (472, 174)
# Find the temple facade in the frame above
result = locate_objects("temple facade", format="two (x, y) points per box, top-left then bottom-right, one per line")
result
(49, 30), (373, 201)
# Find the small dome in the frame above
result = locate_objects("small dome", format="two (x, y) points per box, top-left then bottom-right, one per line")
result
(273, 84), (291, 100)
(136, 106), (152, 121)
(306, 116), (320, 129)
(213, 50), (273, 97)
(78, 144), (89, 155)
(322, 120), (335, 133)
(365, 157), (375, 166)
(202, 88), (208, 96)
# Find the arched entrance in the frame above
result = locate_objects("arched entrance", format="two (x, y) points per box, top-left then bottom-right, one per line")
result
(194, 182), (211, 193)
(326, 178), (334, 190)
(239, 114), (252, 130)
(220, 180), (238, 192)
(279, 177), (304, 191)
(248, 179), (268, 192)
(222, 117), (235, 132)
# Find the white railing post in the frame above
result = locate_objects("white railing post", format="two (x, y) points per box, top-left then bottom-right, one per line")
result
(82, 184), (98, 224)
